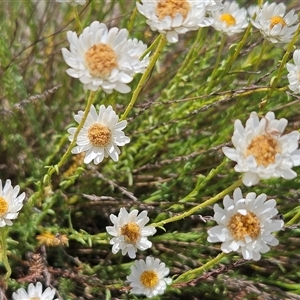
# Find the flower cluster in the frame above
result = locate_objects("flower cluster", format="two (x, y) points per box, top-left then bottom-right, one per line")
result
(205, 110), (299, 260)
(5, 0), (300, 299)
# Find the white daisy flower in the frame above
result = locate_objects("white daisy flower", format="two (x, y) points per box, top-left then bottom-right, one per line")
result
(0, 179), (25, 227)
(68, 105), (130, 165)
(222, 111), (300, 186)
(211, 1), (248, 36)
(287, 49), (300, 94)
(61, 21), (149, 93)
(12, 282), (57, 300)
(250, 2), (298, 44)
(106, 207), (157, 259)
(127, 256), (172, 298)
(136, 0), (214, 43)
(207, 188), (284, 261)
(56, 0), (86, 5)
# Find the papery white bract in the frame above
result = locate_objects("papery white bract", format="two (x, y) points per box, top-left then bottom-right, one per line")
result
(12, 282), (58, 300)
(287, 49), (300, 94)
(211, 1), (248, 36)
(56, 0), (86, 5)
(0, 179), (25, 227)
(250, 2), (298, 44)
(207, 188), (284, 261)
(222, 112), (300, 186)
(61, 21), (149, 93)
(127, 256), (172, 298)
(136, 0), (214, 43)
(106, 207), (156, 259)
(68, 105), (130, 165)
(202, 0), (224, 12)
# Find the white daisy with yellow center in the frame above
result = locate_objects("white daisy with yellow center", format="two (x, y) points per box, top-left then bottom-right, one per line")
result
(106, 208), (157, 259)
(127, 256), (172, 298)
(222, 112), (300, 186)
(211, 1), (248, 36)
(249, 2), (298, 44)
(68, 105), (130, 165)
(136, 0), (215, 43)
(0, 179), (25, 227)
(12, 282), (57, 300)
(207, 188), (284, 261)
(61, 21), (149, 93)
(287, 49), (300, 94)
(56, 0), (86, 5)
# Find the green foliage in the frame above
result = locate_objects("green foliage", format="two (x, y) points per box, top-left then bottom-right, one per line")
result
(1, 1), (300, 299)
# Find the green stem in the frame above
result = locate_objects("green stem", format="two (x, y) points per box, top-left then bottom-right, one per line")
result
(73, 6), (83, 32)
(247, 39), (270, 85)
(28, 91), (97, 205)
(262, 23), (300, 107)
(180, 159), (227, 203)
(258, 0), (263, 6)
(127, 7), (137, 33)
(285, 206), (300, 226)
(151, 178), (242, 228)
(141, 34), (162, 60)
(173, 252), (226, 284)
(0, 228), (12, 280)
(47, 91), (96, 179)
(121, 34), (167, 120)
(223, 23), (252, 75)
(175, 28), (204, 79)
(207, 34), (226, 91)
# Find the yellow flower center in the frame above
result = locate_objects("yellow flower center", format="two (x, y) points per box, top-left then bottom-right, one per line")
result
(220, 13), (236, 27)
(29, 298), (41, 300)
(246, 134), (280, 166)
(0, 196), (8, 217)
(156, 0), (191, 20)
(87, 123), (111, 147)
(140, 270), (159, 288)
(84, 43), (118, 78)
(270, 16), (286, 29)
(120, 222), (141, 243)
(229, 212), (260, 241)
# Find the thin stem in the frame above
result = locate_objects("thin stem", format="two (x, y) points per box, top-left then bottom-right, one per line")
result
(173, 252), (226, 284)
(247, 39), (270, 85)
(151, 178), (242, 228)
(121, 34), (167, 120)
(0, 228), (12, 280)
(28, 91), (97, 205)
(285, 206), (300, 226)
(141, 34), (162, 60)
(48, 91), (96, 177)
(175, 28), (204, 79)
(207, 34), (226, 91)
(127, 7), (137, 33)
(262, 23), (300, 106)
(73, 6), (83, 32)
(224, 24), (252, 75)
